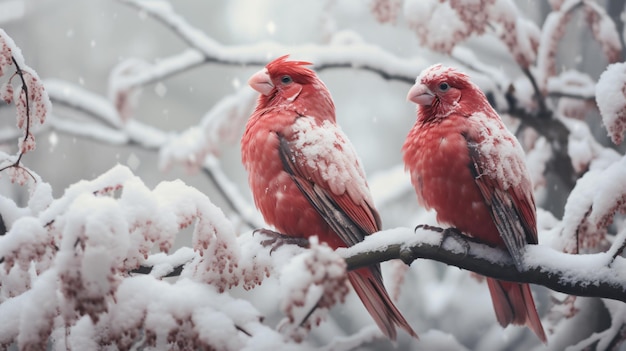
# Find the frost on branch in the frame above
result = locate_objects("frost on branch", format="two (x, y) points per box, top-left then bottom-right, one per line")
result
(0, 29), (50, 173)
(276, 237), (349, 342)
(158, 88), (257, 173)
(402, 0), (539, 67)
(536, 2), (572, 90)
(1, 164), (343, 349)
(558, 155), (626, 253)
(108, 58), (150, 124)
(538, 2), (621, 92)
(583, 2), (622, 65)
(549, 70), (596, 120)
(403, 0), (471, 54)
(370, 0), (402, 24)
(0, 165), (299, 349)
(596, 62), (626, 145)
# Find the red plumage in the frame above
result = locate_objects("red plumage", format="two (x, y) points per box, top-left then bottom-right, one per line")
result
(241, 55), (416, 340)
(402, 64), (547, 343)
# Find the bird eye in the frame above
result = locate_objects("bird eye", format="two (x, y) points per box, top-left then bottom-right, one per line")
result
(281, 75), (293, 84)
(438, 82), (449, 91)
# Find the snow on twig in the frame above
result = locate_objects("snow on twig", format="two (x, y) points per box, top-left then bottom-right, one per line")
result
(0, 165), (317, 349)
(117, 0), (425, 88)
(596, 62), (626, 145)
(583, 1), (622, 65)
(536, 0), (580, 92)
(0, 29), (50, 182)
(43, 79), (261, 229)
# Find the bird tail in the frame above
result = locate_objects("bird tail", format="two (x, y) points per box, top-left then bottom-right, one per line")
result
(486, 277), (547, 343)
(348, 267), (418, 341)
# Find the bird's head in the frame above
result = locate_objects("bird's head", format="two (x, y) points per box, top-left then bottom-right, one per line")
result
(407, 64), (484, 122)
(248, 55), (334, 116)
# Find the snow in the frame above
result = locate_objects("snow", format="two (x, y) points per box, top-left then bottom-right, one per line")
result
(535, 2), (571, 89)
(524, 245), (626, 288)
(158, 126), (206, 172)
(0, 281), (30, 341)
(404, 0), (467, 54)
(3, 0), (626, 349)
(16, 270), (58, 350)
(0, 164), (329, 349)
(559, 151), (626, 253)
(292, 117), (372, 204)
(277, 237), (348, 341)
(560, 115), (621, 173)
(416, 329), (469, 351)
(596, 62), (626, 145)
(46, 79), (123, 129)
(158, 87), (257, 172)
(473, 112), (529, 189)
(338, 226), (508, 265)
(142, 246), (195, 278)
(547, 70), (596, 100)
(49, 116), (129, 145)
(584, 1), (622, 63)
(108, 58), (151, 122)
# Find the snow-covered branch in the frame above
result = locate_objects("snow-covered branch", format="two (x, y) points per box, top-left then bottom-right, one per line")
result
(338, 227), (626, 303)
(117, 0), (422, 87)
(135, 225), (626, 304)
(43, 79), (262, 229)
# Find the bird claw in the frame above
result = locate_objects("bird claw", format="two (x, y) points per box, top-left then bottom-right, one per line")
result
(438, 227), (471, 259)
(414, 224), (444, 233)
(414, 224), (471, 259)
(254, 228), (310, 254)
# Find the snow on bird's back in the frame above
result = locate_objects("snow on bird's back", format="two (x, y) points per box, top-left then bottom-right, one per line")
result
(291, 117), (371, 204)
(472, 112), (528, 189)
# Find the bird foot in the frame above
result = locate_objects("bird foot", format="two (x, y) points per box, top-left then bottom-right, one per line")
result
(414, 224), (445, 233)
(439, 227), (472, 259)
(253, 228), (310, 254)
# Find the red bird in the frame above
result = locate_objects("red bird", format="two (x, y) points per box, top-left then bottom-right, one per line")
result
(402, 64), (547, 342)
(241, 55), (416, 340)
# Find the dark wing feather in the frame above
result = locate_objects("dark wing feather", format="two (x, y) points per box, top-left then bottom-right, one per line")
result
(278, 134), (368, 247)
(465, 135), (536, 271)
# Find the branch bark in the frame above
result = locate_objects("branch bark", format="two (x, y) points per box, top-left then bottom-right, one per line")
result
(134, 226), (626, 303)
(338, 227), (626, 303)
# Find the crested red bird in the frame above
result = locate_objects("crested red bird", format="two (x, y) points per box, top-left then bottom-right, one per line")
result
(402, 64), (547, 343)
(241, 55), (417, 340)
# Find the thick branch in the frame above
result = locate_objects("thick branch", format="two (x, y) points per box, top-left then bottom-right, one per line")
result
(134, 227), (626, 303)
(338, 227), (626, 303)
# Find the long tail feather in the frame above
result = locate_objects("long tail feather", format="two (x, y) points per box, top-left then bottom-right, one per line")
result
(486, 278), (547, 343)
(348, 267), (417, 340)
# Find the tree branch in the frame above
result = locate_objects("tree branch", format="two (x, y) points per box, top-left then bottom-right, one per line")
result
(133, 226), (626, 303)
(338, 226), (626, 303)
(504, 90), (577, 190)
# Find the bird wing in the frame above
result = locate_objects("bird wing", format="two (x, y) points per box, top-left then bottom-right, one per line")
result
(464, 132), (537, 271)
(277, 116), (381, 247)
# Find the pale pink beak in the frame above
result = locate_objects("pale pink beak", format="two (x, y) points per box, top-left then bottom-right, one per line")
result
(248, 69), (274, 96)
(407, 83), (435, 106)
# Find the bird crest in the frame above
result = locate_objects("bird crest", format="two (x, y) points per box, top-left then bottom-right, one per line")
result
(266, 55), (316, 83)
(417, 64), (471, 89)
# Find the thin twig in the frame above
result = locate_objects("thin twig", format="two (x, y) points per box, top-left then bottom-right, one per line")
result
(0, 57), (36, 182)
